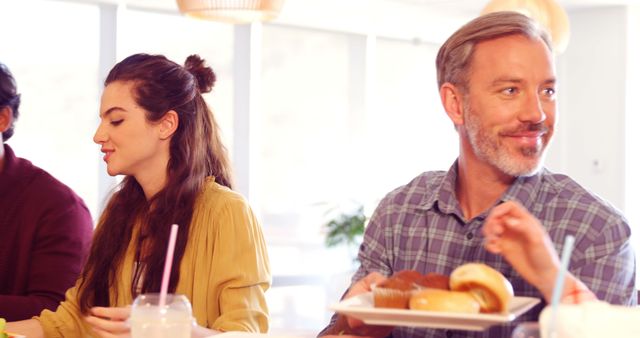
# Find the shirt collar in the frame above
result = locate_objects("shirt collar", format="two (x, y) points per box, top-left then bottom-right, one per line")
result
(417, 159), (544, 218)
(416, 161), (460, 216)
(499, 170), (544, 211)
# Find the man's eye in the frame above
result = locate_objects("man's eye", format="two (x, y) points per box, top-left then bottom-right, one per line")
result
(543, 88), (556, 96)
(502, 87), (518, 95)
(110, 119), (123, 126)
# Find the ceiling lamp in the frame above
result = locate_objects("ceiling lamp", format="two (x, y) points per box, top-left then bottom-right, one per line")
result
(481, 0), (570, 53)
(176, 0), (285, 24)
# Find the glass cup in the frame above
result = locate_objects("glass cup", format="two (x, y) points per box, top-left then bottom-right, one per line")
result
(511, 322), (541, 338)
(130, 293), (193, 338)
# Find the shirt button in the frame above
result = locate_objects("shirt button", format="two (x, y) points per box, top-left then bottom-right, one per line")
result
(446, 330), (453, 338)
(466, 232), (474, 240)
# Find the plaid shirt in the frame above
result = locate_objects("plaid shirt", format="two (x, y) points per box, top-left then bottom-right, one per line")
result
(322, 162), (636, 338)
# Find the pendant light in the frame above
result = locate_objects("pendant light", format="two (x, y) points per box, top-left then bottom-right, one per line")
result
(481, 0), (570, 53)
(176, 0), (285, 24)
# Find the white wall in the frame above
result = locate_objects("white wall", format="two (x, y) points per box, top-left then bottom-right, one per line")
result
(548, 6), (629, 211)
(625, 5), (640, 268)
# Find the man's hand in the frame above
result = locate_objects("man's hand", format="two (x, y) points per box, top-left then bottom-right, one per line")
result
(322, 272), (394, 338)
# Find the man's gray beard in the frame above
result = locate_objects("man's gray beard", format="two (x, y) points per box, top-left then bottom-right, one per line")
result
(463, 105), (545, 177)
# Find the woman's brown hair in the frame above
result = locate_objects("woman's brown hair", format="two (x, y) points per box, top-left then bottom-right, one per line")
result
(78, 53), (233, 312)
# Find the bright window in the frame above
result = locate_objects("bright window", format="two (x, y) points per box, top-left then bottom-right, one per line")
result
(0, 0), (100, 218)
(259, 27), (459, 332)
(368, 37), (458, 197)
(118, 9), (235, 151)
(260, 25), (355, 330)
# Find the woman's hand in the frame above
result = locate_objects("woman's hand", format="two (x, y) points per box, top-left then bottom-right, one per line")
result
(84, 306), (131, 338)
(192, 322), (220, 337)
(482, 200), (560, 301)
(4, 319), (45, 338)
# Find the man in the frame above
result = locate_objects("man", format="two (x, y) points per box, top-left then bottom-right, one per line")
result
(319, 11), (636, 338)
(0, 62), (93, 321)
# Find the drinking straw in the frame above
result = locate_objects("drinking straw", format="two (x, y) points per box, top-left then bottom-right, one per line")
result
(547, 234), (575, 338)
(159, 224), (179, 308)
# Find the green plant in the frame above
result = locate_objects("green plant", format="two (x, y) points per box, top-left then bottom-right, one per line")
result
(323, 205), (366, 248)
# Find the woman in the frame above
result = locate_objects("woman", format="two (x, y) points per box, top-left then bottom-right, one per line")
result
(6, 53), (270, 337)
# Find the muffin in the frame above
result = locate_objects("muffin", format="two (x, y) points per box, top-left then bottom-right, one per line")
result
(393, 270), (423, 283)
(415, 272), (450, 290)
(373, 273), (416, 309)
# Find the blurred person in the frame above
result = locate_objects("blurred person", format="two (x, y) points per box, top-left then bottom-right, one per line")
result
(5, 53), (270, 338)
(319, 11), (635, 338)
(0, 62), (93, 321)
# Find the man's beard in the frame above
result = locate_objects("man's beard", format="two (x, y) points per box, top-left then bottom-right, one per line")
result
(462, 103), (548, 177)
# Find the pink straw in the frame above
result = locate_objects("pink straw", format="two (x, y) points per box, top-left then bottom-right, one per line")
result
(159, 224), (179, 308)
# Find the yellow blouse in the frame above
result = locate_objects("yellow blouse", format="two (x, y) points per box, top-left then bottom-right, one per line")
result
(36, 178), (271, 337)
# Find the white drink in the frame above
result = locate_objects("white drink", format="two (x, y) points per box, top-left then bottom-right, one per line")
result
(130, 306), (192, 338)
(130, 294), (193, 338)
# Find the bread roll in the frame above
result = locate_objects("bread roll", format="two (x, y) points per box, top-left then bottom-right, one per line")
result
(409, 289), (480, 313)
(449, 263), (514, 313)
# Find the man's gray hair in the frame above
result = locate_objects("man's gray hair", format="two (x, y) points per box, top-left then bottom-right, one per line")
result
(436, 11), (553, 91)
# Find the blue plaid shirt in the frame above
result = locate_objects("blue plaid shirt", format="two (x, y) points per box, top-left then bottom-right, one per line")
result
(322, 161), (636, 338)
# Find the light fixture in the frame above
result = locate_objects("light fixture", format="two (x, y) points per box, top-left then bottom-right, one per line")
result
(481, 0), (570, 53)
(176, 0), (285, 24)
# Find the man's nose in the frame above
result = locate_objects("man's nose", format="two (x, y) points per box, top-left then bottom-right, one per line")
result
(519, 92), (547, 124)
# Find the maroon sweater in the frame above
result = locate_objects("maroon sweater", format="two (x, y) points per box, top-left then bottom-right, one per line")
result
(0, 144), (93, 321)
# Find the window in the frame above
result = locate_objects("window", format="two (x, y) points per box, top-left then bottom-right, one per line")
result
(369, 37), (458, 197)
(259, 27), (459, 331)
(118, 9), (235, 151)
(260, 24), (355, 330)
(0, 0), (100, 218)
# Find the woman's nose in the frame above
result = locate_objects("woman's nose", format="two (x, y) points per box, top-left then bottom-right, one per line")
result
(93, 123), (106, 144)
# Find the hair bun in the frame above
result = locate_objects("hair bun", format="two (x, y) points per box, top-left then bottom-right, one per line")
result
(184, 54), (216, 94)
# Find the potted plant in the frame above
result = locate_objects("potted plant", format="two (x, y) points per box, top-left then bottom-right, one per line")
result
(323, 204), (367, 263)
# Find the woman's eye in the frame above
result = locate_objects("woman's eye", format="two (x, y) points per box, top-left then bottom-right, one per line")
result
(110, 119), (124, 126)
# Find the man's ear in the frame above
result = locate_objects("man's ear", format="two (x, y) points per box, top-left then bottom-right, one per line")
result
(0, 106), (13, 133)
(440, 83), (465, 127)
(158, 110), (179, 140)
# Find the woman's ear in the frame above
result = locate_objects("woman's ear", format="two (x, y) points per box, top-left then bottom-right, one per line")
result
(158, 110), (179, 140)
(0, 106), (13, 133)
(440, 83), (465, 127)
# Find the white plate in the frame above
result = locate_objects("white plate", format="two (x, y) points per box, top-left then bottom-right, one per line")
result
(330, 292), (540, 331)
(210, 332), (308, 338)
